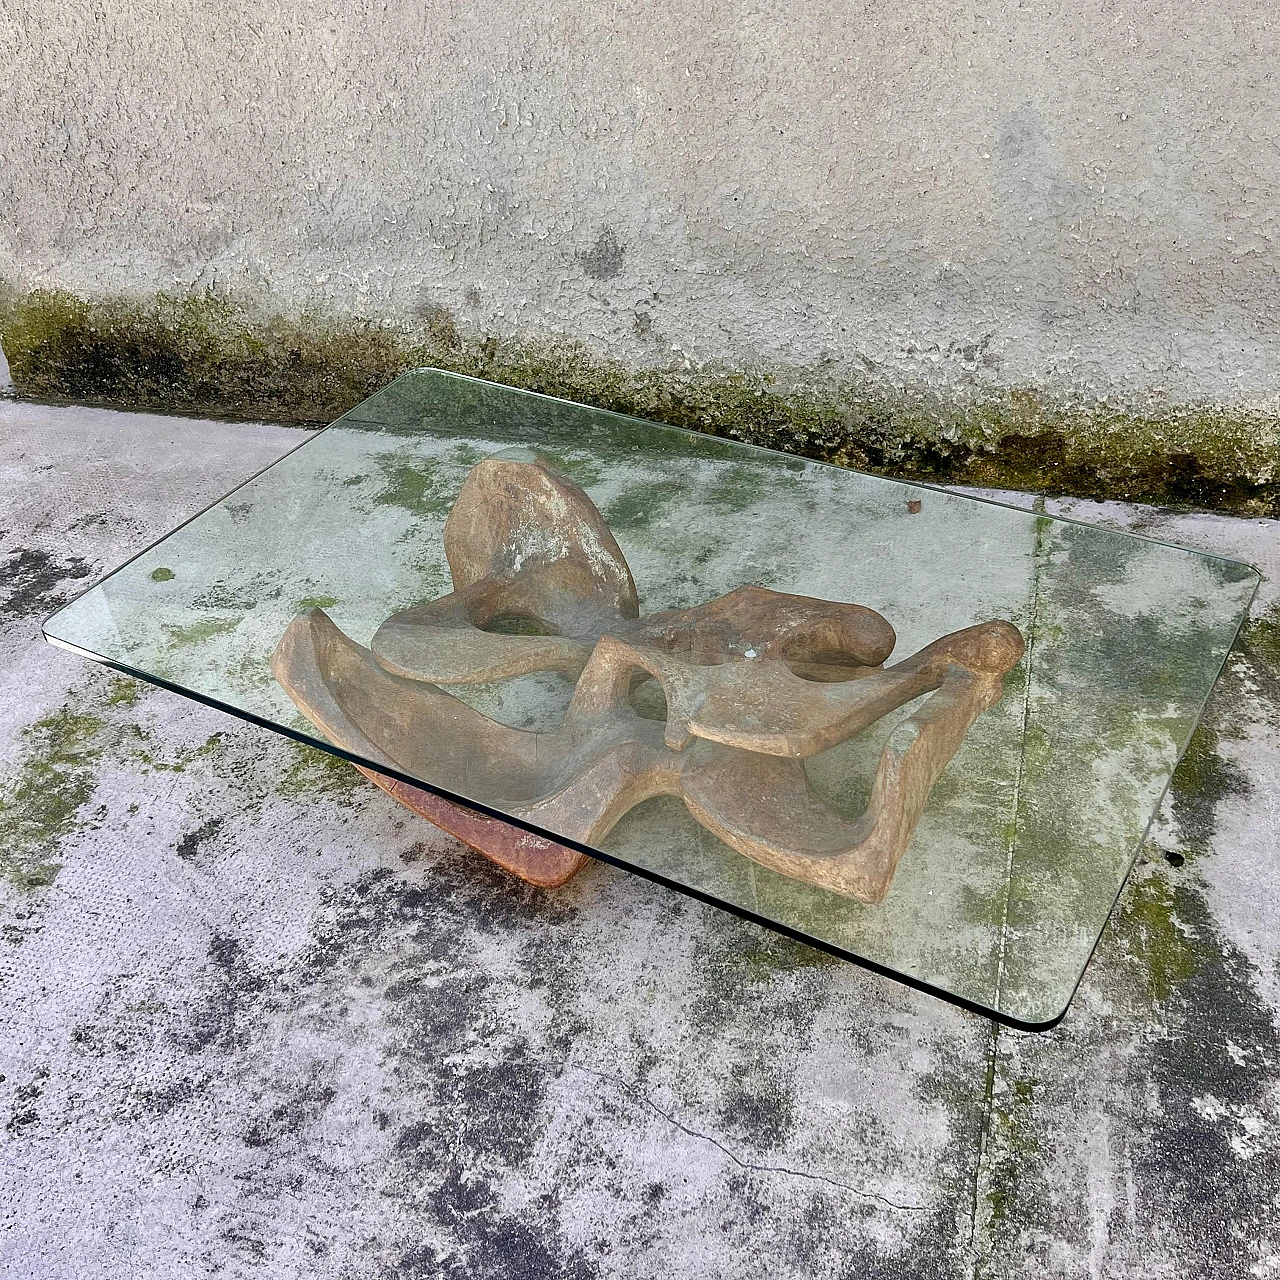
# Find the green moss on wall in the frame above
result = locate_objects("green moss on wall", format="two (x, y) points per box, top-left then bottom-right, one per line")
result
(2, 285), (1277, 515)
(0, 287), (406, 425)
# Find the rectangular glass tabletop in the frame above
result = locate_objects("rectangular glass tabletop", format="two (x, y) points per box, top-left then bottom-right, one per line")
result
(42, 370), (1259, 1028)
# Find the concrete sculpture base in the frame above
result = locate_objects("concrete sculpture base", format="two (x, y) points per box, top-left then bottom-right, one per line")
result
(272, 455), (1024, 903)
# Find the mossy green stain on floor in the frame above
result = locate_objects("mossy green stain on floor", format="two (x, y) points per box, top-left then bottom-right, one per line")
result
(976, 1065), (1044, 1243)
(4, 285), (1278, 516)
(1238, 602), (1280, 726)
(681, 913), (839, 1167)
(163, 616), (242, 647)
(1107, 597), (1270, 1002)
(1096, 592), (1266, 1003)
(449, 443), (484, 468)
(105, 676), (141, 707)
(1117, 871), (1280, 1276)
(1170, 723), (1251, 861)
(276, 739), (367, 802)
(0, 668), (373, 886)
(707, 463), (769, 514)
(974, 838), (1280, 1268)
(1244, 601), (1280, 663)
(687, 913), (839, 1042)
(715, 921), (841, 987)
(601, 480), (682, 531)
(527, 450), (604, 491)
(372, 452), (458, 518)
(0, 707), (108, 889)
(189, 578), (276, 611)
(1111, 856), (1202, 1004)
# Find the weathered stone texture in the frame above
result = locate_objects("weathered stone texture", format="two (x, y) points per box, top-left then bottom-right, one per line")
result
(2, 0), (1279, 407)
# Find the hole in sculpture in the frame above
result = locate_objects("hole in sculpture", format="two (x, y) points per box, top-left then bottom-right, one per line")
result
(786, 651), (874, 683)
(477, 612), (559, 636)
(628, 672), (669, 722)
(779, 630), (883, 683)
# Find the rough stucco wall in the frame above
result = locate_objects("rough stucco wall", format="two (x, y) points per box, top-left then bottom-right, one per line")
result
(1, 0), (1278, 406)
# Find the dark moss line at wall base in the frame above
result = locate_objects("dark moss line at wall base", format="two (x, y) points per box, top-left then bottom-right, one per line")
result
(3, 287), (1277, 516)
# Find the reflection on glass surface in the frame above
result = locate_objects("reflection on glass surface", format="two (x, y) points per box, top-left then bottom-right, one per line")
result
(43, 370), (1260, 1027)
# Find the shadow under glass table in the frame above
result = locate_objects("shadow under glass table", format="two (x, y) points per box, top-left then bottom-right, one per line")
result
(42, 370), (1260, 1029)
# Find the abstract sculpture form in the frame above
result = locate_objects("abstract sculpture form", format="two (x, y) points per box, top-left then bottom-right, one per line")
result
(272, 455), (1024, 903)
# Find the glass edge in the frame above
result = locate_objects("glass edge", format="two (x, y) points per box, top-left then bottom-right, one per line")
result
(39, 415), (339, 633)
(357, 367), (1268, 577)
(999, 565), (1264, 1028)
(36, 366), (1267, 1029)
(41, 366), (1265, 639)
(42, 625), (1061, 1032)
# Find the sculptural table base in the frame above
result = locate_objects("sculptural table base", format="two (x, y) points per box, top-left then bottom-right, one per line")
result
(272, 454), (1026, 905)
(354, 764), (587, 887)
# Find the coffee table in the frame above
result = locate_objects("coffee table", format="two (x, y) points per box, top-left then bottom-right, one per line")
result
(42, 370), (1259, 1028)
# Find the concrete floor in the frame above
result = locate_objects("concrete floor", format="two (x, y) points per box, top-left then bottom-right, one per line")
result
(1, 400), (1278, 1279)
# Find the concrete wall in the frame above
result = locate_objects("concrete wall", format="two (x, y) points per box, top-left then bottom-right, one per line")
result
(2, 0), (1278, 407)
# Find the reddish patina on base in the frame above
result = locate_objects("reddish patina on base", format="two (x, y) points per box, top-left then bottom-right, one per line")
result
(354, 765), (587, 888)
